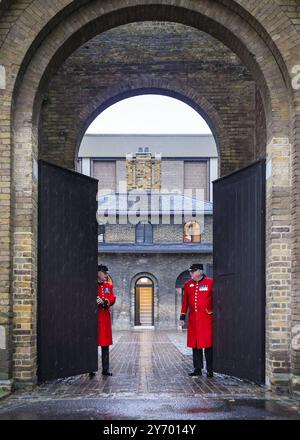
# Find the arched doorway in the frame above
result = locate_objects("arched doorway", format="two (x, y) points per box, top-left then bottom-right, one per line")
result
(135, 276), (154, 328)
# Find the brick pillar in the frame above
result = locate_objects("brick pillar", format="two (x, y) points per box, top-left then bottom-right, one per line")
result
(135, 154), (152, 189)
(11, 113), (38, 389)
(265, 137), (292, 392)
(0, 64), (13, 391)
(152, 156), (161, 190)
(291, 111), (300, 398)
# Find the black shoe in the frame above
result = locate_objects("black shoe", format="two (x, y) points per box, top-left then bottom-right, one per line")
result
(102, 371), (113, 376)
(206, 371), (214, 378)
(188, 370), (202, 377)
(89, 372), (96, 378)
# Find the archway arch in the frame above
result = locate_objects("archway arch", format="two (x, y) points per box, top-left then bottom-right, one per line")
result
(72, 83), (227, 170)
(5, 2), (294, 132)
(10, 2), (294, 168)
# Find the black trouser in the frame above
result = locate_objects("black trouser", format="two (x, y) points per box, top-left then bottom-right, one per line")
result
(192, 345), (213, 373)
(101, 346), (109, 372)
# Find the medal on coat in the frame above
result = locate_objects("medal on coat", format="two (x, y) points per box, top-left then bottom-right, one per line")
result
(104, 287), (110, 294)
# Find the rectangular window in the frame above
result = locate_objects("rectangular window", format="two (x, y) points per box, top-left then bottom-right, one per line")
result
(184, 161), (207, 200)
(93, 161), (116, 193)
(136, 223), (145, 243)
(136, 223), (153, 243)
(144, 223), (153, 243)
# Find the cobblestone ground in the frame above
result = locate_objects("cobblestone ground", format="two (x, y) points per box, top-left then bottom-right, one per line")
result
(0, 330), (299, 419)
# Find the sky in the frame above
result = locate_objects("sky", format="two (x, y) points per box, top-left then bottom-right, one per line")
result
(86, 95), (212, 134)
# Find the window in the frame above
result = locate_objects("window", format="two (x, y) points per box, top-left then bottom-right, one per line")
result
(136, 222), (153, 243)
(184, 161), (208, 200)
(183, 220), (201, 243)
(93, 161), (116, 192)
(98, 223), (105, 243)
(137, 147), (150, 153)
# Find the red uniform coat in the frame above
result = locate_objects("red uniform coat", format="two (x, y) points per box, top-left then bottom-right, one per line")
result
(97, 281), (116, 346)
(181, 276), (213, 348)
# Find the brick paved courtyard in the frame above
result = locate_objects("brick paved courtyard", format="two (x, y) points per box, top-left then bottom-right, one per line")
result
(37, 330), (269, 397)
(0, 330), (299, 419)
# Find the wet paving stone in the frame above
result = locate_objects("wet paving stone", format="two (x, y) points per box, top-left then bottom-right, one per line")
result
(0, 330), (299, 419)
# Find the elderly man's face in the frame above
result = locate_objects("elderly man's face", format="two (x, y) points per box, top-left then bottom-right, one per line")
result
(190, 269), (202, 280)
(98, 270), (108, 282)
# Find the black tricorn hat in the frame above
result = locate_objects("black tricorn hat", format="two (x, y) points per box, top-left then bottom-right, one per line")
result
(98, 264), (109, 273)
(189, 263), (203, 271)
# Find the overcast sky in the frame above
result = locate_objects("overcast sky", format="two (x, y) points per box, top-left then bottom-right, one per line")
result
(86, 95), (212, 134)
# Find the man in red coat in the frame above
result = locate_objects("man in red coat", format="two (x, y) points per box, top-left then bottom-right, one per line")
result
(179, 263), (214, 377)
(89, 264), (116, 377)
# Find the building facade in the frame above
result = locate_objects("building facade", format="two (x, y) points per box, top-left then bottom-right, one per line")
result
(78, 134), (216, 329)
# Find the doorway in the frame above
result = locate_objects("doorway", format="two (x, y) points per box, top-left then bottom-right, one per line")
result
(135, 277), (154, 327)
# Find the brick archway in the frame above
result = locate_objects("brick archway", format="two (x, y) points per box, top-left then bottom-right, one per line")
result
(1, 1), (295, 133)
(71, 82), (228, 171)
(0, 1), (298, 394)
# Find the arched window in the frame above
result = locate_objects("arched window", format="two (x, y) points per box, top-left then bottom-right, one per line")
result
(183, 220), (201, 243)
(136, 222), (153, 243)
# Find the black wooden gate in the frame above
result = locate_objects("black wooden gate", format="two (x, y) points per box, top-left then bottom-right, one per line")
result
(37, 160), (99, 382)
(213, 160), (266, 384)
